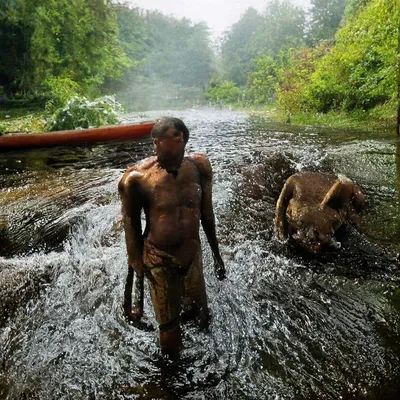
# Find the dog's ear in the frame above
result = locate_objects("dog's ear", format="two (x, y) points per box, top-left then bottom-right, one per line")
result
(352, 184), (366, 213)
(274, 176), (295, 240)
(321, 176), (354, 211)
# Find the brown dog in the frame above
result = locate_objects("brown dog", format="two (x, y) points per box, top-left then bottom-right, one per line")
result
(274, 172), (366, 253)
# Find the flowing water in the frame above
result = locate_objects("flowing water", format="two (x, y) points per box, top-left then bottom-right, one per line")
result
(1, 109), (400, 399)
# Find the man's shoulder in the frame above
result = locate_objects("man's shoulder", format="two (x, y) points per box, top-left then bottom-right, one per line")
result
(126, 156), (157, 174)
(186, 153), (212, 176)
(119, 156), (157, 189)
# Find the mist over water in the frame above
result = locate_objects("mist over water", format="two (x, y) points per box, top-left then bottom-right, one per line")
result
(1, 109), (400, 399)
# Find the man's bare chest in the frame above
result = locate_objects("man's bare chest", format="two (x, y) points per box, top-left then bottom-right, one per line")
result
(143, 165), (202, 210)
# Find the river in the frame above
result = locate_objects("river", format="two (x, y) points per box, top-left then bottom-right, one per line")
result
(1, 109), (400, 399)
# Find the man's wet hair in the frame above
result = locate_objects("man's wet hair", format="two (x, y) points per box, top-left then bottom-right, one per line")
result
(151, 117), (189, 143)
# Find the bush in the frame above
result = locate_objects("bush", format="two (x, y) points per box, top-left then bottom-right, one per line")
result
(205, 79), (241, 105)
(43, 77), (82, 115)
(46, 95), (124, 131)
(275, 44), (331, 116)
(246, 56), (278, 106)
(300, 0), (396, 113)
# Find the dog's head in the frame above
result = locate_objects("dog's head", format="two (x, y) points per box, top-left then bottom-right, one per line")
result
(286, 201), (343, 253)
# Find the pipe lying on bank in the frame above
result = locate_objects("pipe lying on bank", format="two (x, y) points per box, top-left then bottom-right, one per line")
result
(0, 122), (155, 150)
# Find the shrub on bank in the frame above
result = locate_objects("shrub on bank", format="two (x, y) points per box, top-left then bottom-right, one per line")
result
(46, 95), (124, 131)
(276, 0), (396, 117)
(205, 79), (241, 105)
(43, 77), (82, 115)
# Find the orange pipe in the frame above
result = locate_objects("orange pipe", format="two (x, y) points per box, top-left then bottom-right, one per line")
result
(0, 122), (155, 150)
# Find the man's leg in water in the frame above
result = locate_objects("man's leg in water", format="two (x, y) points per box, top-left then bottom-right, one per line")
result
(182, 248), (210, 329)
(146, 265), (184, 355)
(159, 320), (182, 355)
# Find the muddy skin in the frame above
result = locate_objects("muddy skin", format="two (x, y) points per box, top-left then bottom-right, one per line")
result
(119, 117), (225, 356)
(274, 172), (366, 254)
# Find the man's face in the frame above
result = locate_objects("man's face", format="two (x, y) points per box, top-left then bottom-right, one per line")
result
(154, 127), (186, 172)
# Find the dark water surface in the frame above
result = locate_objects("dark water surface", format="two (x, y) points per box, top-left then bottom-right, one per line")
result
(1, 109), (400, 399)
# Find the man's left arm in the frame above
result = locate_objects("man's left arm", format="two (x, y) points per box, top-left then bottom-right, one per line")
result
(195, 155), (226, 280)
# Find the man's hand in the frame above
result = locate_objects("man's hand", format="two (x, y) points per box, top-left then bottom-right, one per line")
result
(124, 266), (144, 321)
(214, 257), (226, 280)
(124, 303), (143, 321)
(129, 260), (143, 278)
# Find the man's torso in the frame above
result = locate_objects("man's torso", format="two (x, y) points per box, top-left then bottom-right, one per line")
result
(136, 155), (205, 267)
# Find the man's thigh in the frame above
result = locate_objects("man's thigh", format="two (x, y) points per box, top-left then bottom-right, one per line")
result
(146, 266), (183, 327)
(182, 250), (208, 315)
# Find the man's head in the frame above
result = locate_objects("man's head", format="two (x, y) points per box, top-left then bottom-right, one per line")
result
(151, 117), (189, 173)
(152, 117), (189, 143)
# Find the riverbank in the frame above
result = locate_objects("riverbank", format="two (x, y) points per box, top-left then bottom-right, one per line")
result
(0, 109), (46, 135)
(1, 102), (397, 136)
(254, 102), (397, 134)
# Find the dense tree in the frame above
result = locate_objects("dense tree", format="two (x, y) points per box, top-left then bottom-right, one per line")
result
(220, 1), (305, 87)
(274, 43), (331, 115)
(343, 0), (373, 18)
(0, 0), (34, 96)
(277, 0), (397, 114)
(253, 0), (306, 57)
(103, 4), (149, 93)
(30, 0), (128, 89)
(220, 7), (264, 86)
(115, 4), (148, 65)
(0, 0), (129, 97)
(1, 0), (395, 126)
(113, 6), (217, 109)
(307, 0), (348, 45)
(396, 0), (400, 135)
(142, 12), (216, 88)
(246, 56), (279, 105)
(205, 78), (241, 104)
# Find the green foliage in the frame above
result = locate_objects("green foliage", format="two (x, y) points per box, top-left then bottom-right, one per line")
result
(246, 56), (279, 105)
(277, 0), (397, 117)
(46, 95), (123, 131)
(31, 0), (129, 89)
(307, 0), (348, 45)
(220, 2), (306, 87)
(43, 77), (82, 115)
(0, 0), (34, 96)
(253, 0), (306, 57)
(220, 7), (265, 86)
(275, 43), (331, 115)
(343, 0), (373, 19)
(0, 112), (46, 134)
(110, 5), (217, 100)
(1, 0), (395, 135)
(278, 100), (395, 131)
(311, 0), (396, 111)
(1, 0), (218, 109)
(205, 79), (242, 105)
(0, 0), (129, 97)
(115, 5), (148, 65)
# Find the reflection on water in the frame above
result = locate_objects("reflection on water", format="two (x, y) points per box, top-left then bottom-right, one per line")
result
(1, 109), (400, 399)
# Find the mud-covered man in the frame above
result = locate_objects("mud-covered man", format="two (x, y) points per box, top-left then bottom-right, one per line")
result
(119, 117), (225, 355)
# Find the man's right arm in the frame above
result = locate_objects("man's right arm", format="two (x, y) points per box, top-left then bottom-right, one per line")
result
(119, 170), (144, 276)
(119, 169), (145, 319)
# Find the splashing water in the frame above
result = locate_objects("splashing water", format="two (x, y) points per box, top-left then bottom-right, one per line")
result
(1, 109), (400, 399)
